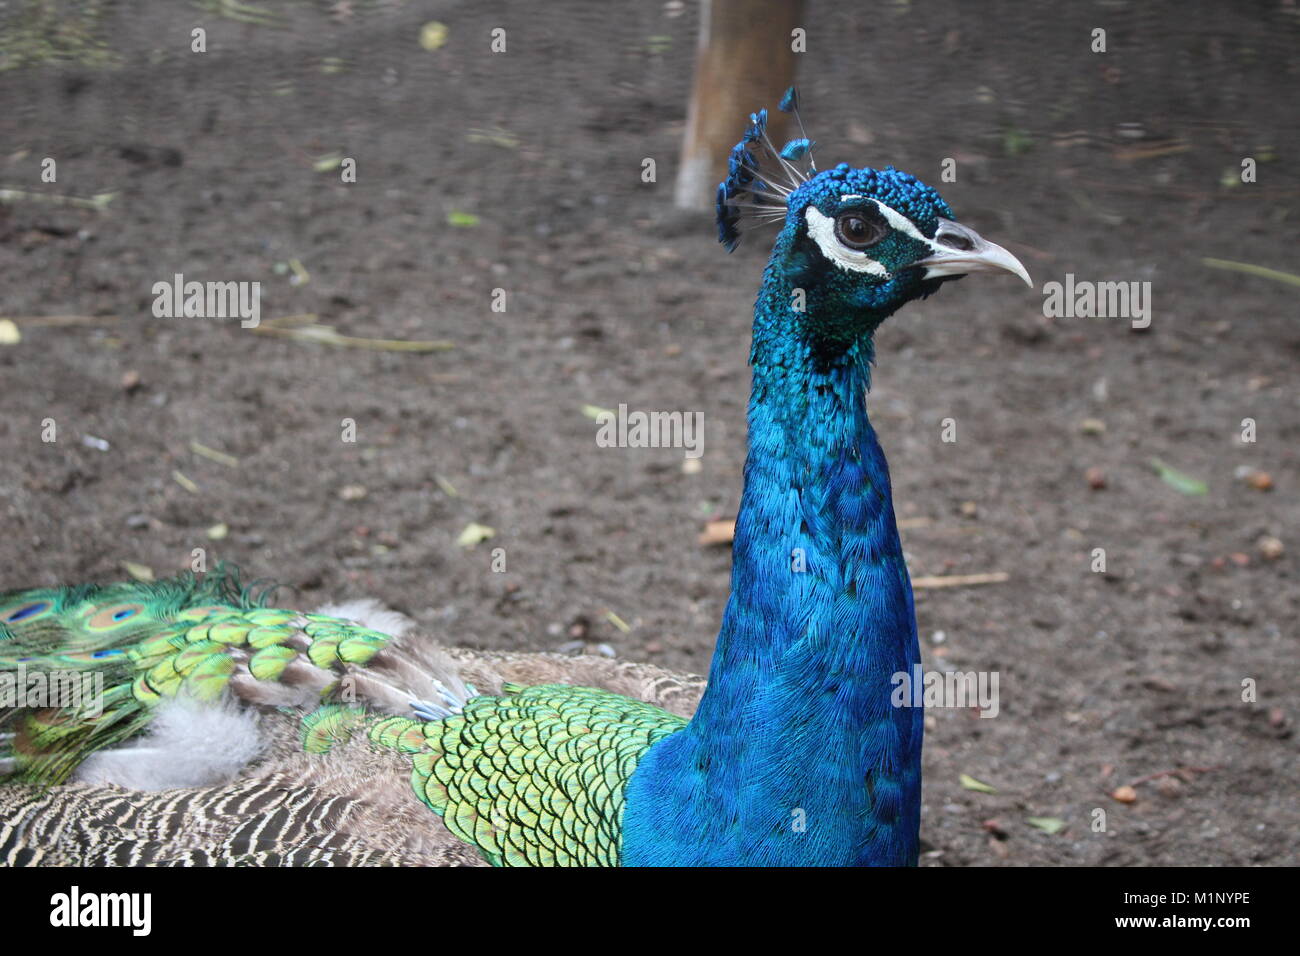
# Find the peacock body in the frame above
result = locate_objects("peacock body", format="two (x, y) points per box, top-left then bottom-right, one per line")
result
(0, 93), (1029, 867)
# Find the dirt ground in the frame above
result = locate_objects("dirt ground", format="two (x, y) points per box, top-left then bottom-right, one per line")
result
(0, 1), (1296, 866)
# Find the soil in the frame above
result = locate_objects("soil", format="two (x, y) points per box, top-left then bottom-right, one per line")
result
(0, 0), (1295, 866)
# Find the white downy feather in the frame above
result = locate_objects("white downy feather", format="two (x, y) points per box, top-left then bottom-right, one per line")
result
(74, 697), (265, 791)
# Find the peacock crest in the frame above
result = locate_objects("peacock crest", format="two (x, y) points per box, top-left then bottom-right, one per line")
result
(716, 86), (817, 251)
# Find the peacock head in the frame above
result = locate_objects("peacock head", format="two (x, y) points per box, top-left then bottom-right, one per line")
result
(717, 90), (1031, 353)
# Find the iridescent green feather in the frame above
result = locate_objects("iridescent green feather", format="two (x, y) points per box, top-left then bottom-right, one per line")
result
(371, 684), (686, 867)
(301, 704), (368, 754)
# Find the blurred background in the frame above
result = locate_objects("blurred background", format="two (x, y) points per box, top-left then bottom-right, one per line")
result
(0, 0), (1296, 865)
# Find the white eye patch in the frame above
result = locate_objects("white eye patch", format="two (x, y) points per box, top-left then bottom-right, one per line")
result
(805, 207), (888, 275)
(803, 197), (932, 276)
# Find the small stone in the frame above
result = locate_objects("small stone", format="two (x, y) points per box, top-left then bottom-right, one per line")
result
(1112, 785), (1138, 804)
(338, 484), (367, 501)
(1079, 418), (1106, 435)
(1244, 470), (1273, 491)
(959, 500), (978, 518)
(1085, 466), (1107, 489)
(1156, 776), (1182, 798)
(1228, 552), (1250, 567)
(1258, 535), (1283, 561)
(122, 370), (142, 392)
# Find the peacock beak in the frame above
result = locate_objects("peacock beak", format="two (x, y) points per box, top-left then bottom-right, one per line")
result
(913, 219), (1033, 287)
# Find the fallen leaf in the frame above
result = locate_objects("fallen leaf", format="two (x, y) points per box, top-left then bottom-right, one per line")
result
(959, 773), (997, 794)
(456, 522), (495, 547)
(190, 441), (240, 468)
(447, 211), (479, 228)
(1202, 257), (1300, 288)
(123, 561), (155, 582)
(419, 21), (448, 50)
(1150, 458), (1208, 496)
(255, 321), (453, 352)
(172, 470), (199, 493)
(1026, 816), (1067, 834)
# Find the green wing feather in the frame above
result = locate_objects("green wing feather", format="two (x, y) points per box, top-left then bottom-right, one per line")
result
(371, 684), (686, 866)
(0, 566), (395, 785)
(3, 566), (689, 867)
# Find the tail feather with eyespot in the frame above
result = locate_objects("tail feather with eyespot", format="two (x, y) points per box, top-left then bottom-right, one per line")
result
(0, 565), (463, 786)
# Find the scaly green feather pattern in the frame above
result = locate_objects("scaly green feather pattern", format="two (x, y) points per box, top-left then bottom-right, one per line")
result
(371, 684), (686, 866)
(0, 567), (394, 785)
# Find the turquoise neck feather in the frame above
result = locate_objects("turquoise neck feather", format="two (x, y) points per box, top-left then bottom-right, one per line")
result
(623, 254), (923, 866)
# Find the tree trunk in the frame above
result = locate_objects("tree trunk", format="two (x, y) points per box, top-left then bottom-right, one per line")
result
(674, 0), (806, 210)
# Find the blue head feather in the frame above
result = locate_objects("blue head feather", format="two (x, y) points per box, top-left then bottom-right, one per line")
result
(717, 109), (777, 251)
(779, 137), (813, 160)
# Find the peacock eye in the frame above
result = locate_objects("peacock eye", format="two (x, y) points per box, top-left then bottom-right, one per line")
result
(834, 209), (888, 250)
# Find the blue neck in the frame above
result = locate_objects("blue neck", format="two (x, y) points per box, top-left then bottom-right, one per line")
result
(622, 272), (922, 866)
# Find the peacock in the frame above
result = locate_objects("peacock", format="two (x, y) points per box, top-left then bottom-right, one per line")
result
(0, 91), (1030, 867)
